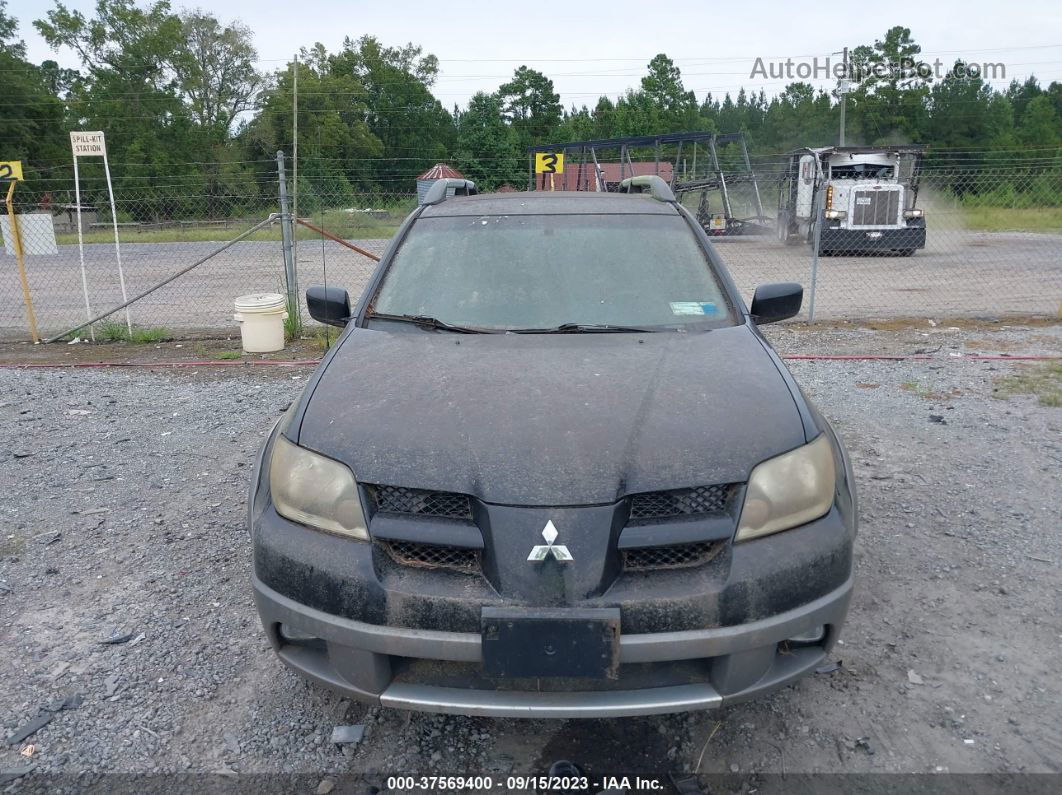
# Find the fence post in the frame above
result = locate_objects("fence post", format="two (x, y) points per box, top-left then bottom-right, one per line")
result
(4, 180), (40, 343)
(276, 151), (298, 319)
(808, 188), (825, 324)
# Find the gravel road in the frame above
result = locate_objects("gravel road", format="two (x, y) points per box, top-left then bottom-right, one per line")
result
(1, 327), (1060, 792)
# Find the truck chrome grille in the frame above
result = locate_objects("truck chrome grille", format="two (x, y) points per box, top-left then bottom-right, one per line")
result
(629, 484), (734, 522)
(623, 541), (726, 571)
(852, 189), (900, 226)
(370, 485), (473, 521)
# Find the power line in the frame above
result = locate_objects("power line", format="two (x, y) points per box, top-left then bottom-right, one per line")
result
(377, 43), (1062, 62)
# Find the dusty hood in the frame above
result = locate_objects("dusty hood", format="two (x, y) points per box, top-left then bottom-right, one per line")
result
(296, 325), (805, 505)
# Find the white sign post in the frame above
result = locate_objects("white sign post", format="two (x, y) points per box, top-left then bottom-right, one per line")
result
(70, 130), (130, 335)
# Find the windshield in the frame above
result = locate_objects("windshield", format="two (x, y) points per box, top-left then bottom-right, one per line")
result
(830, 163), (896, 179)
(370, 214), (733, 331)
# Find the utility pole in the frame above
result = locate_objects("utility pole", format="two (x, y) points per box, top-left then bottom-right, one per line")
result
(292, 53), (299, 273)
(276, 151), (297, 315)
(838, 47), (849, 147)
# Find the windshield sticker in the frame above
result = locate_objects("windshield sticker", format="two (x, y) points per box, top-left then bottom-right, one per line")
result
(670, 301), (719, 316)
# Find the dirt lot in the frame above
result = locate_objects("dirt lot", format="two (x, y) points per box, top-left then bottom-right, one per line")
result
(1, 225), (1060, 340)
(1, 325), (1060, 792)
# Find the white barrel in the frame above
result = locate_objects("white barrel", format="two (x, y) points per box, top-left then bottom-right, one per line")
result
(234, 293), (288, 353)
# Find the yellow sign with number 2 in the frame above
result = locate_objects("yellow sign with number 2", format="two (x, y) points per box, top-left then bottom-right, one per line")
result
(0, 161), (24, 181)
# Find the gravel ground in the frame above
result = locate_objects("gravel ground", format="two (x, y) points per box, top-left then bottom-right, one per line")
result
(1, 327), (1060, 792)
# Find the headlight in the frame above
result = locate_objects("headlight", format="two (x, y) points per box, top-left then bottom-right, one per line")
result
(735, 435), (836, 542)
(824, 209), (846, 220)
(269, 435), (369, 540)
(903, 208), (923, 219)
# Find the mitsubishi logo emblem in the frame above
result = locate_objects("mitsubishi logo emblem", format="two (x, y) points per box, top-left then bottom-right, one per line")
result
(527, 520), (573, 562)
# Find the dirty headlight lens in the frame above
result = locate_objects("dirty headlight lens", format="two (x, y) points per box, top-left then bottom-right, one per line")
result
(735, 435), (836, 542)
(269, 435), (368, 541)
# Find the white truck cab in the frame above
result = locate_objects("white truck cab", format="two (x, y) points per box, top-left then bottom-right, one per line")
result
(780, 145), (926, 256)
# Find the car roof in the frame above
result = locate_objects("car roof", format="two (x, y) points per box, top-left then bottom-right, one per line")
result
(419, 191), (680, 217)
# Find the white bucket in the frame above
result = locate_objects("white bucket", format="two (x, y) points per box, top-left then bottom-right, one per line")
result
(234, 293), (288, 353)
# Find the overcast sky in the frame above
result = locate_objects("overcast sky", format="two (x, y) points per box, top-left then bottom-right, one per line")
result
(9, 0), (1062, 107)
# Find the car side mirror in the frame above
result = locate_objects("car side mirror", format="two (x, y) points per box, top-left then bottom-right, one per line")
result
(750, 282), (803, 324)
(306, 285), (351, 327)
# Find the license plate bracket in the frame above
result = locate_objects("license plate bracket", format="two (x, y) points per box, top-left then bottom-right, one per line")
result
(481, 608), (620, 679)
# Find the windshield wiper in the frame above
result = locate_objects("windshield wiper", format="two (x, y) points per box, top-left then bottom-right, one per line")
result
(511, 322), (657, 334)
(367, 312), (494, 334)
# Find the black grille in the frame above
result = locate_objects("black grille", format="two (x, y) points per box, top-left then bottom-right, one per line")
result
(371, 485), (473, 521)
(629, 484), (732, 522)
(624, 541), (725, 571)
(384, 541), (479, 572)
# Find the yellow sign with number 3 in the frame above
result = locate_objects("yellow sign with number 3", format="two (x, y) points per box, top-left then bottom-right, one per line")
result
(0, 161), (24, 181)
(534, 152), (564, 174)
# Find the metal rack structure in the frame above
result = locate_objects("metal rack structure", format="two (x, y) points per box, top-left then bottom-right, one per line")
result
(528, 131), (772, 235)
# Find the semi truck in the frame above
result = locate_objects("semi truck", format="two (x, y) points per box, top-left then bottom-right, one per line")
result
(777, 145), (926, 255)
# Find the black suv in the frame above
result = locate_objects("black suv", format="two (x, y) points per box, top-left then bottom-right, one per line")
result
(249, 176), (857, 718)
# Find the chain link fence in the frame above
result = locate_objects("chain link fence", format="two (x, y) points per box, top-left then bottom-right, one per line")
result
(0, 166), (409, 341)
(687, 166), (1061, 323)
(1, 163), (1059, 342)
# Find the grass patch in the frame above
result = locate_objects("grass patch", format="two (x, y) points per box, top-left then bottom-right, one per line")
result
(303, 327), (336, 352)
(97, 320), (131, 342)
(961, 207), (1062, 234)
(93, 321), (169, 344)
(0, 534), (25, 557)
(993, 362), (1062, 407)
(845, 316), (1061, 332)
(900, 379), (935, 399)
(56, 223), (401, 245)
(215, 350), (242, 360)
(51, 202), (1062, 242)
(283, 294), (302, 343)
(129, 326), (170, 344)
(54, 205), (412, 245)
(900, 380), (962, 401)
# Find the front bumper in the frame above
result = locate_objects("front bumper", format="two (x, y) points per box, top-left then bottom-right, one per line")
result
(249, 415), (857, 718)
(253, 570), (853, 718)
(820, 223), (926, 252)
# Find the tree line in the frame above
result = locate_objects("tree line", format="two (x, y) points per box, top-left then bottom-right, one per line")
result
(2, 0), (1060, 219)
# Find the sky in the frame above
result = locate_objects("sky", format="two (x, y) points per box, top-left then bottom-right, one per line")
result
(9, 0), (1062, 108)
